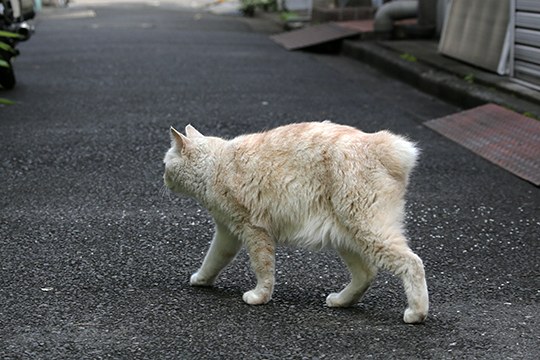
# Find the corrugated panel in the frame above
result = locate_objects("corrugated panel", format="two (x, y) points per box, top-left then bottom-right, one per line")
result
(515, 60), (540, 75)
(514, 60), (540, 87)
(515, 44), (540, 64)
(512, 0), (540, 89)
(515, 28), (540, 47)
(516, 0), (540, 12)
(516, 12), (540, 30)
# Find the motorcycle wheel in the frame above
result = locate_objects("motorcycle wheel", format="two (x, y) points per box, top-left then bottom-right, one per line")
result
(0, 60), (16, 89)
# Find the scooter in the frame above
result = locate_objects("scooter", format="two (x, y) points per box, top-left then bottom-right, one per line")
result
(0, 0), (34, 89)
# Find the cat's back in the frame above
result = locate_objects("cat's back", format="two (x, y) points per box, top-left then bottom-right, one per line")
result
(258, 121), (361, 143)
(224, 121), (417, 185)
(232, 121), (364, 155)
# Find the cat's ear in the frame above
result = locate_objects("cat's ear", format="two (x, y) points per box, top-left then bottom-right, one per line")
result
(185, 124), (204, 138)
(170, 126), (190, 151)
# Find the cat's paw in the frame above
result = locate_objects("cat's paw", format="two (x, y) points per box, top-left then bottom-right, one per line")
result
(403, 308), (427, 324)
(326, 293), (353, 308)
(242, 290), (271, 305)
(190, 272), (214, 287)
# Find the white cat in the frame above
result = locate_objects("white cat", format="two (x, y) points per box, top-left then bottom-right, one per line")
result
(163, 121), (429, 324)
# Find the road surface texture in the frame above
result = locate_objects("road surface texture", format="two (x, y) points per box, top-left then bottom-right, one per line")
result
(1, 2), (538, 359)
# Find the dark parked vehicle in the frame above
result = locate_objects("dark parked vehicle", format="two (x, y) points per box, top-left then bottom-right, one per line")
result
(0, 0), (34, 89)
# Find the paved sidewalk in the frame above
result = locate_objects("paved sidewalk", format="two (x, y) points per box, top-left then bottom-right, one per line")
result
(342, 39), (540, 119)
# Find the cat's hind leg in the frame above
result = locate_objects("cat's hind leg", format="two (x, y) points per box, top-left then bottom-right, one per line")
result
(369, 233), (429, 324)
(326, 248), (377, 308)
(190, 222), (242, 287)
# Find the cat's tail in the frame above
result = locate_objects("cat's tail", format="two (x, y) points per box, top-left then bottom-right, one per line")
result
(372, 131), (420, 183)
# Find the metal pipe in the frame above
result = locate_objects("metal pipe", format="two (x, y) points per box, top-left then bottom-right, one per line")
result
(374, 0), (418, 33)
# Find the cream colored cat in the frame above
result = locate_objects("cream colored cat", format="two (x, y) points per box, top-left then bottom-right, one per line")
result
(163, 121), (429, 324)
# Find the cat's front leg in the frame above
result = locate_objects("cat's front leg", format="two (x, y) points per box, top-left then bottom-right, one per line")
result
(190, 222), (242, 287)
(242, 227), (276, 305)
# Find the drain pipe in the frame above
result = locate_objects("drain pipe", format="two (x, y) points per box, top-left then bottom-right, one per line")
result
(374, 0), (419, 33)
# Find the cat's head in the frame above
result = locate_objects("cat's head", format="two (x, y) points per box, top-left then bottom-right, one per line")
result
(163, 125), (219, 197)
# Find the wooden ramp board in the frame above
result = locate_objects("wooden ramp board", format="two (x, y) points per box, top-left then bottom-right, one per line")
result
(270, 22), (364, 51)
(334, 19), (374, 32)
(425, 104), (540, 185)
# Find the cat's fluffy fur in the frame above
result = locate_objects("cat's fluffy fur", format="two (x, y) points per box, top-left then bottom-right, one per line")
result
(163, 121), (429, 323)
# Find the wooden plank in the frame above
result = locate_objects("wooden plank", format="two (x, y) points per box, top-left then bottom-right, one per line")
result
(270, 23), (360, 51)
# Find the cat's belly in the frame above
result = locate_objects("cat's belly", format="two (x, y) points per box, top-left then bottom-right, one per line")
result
(272, 215), (348, 250)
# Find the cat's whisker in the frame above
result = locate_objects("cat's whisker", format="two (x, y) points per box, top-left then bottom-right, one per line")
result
(159, 185), (172, 200)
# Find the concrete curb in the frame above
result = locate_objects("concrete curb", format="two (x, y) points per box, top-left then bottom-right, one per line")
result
(341, 40), (540, 119)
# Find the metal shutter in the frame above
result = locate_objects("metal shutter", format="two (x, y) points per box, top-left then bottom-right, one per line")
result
(512, 0), (540, 89)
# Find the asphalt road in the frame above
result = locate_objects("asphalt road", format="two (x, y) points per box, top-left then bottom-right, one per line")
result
(1, 3), (538, 359)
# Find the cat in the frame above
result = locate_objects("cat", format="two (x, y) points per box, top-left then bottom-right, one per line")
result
(163, 121), (429, 324)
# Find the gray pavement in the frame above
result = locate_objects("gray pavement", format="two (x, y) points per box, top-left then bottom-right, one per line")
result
(1, 3), (539, 359)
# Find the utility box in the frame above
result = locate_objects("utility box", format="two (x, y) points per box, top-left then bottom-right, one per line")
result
(285, 0), (312, 12)
(439, 0), (511, 75)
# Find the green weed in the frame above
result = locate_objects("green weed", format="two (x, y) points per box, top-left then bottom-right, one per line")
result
(399, 53), (417, 62)
(464, 73), (475, 84)
(0, 98), (15, 106)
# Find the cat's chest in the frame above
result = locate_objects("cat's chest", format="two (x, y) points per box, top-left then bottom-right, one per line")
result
(205, 204), (232, 226)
